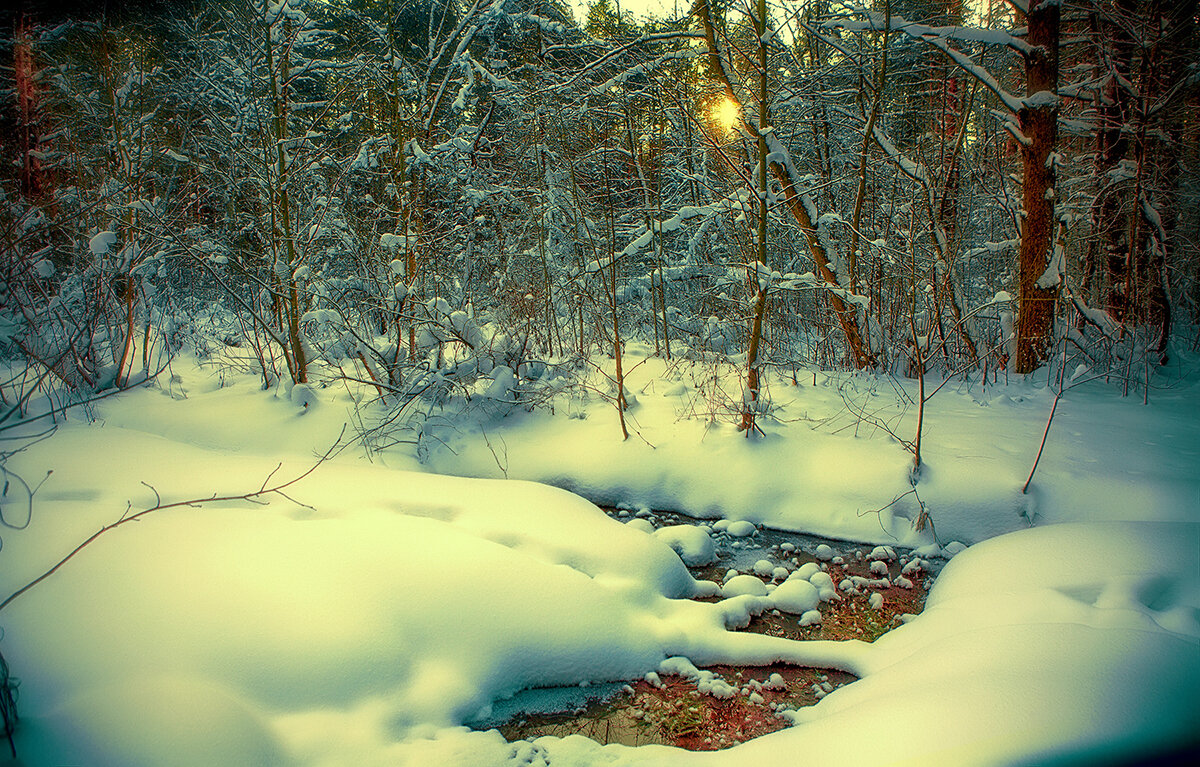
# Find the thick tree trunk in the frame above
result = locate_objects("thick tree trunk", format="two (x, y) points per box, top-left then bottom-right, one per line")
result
(14, 13), (47, 199)
(1014, 1), (1060, 374)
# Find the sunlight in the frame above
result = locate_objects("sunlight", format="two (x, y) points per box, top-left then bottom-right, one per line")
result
(711, 96), (741, 133)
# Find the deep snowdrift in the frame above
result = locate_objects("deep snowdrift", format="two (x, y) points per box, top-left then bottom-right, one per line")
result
(1, 353), (1197, 765)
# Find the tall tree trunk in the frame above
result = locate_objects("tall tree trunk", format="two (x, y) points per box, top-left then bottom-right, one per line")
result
(1014, 1), (1061, 374)
(741, 0), (770, 434)
(267, 14), (308, 384)
(849, 2), (890, 292)
(13, 12), (47, 199)
(1089, 0), (1136, 323)
(694, 0), (874, 370)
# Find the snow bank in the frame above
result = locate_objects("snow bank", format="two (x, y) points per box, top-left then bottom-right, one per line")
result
(427, 353), (1200, 546)
(1, 370), (858, 766)
(525, 521), (1200, 767)
(2, 354), (1197, 766)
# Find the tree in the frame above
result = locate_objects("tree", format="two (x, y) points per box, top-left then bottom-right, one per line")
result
(694, 0), (876, 372)
(1012, 0), (1060, 374)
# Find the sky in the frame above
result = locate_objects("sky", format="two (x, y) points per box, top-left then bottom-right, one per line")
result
(565, 0), (995, 27)
(567, 0), (689, 25)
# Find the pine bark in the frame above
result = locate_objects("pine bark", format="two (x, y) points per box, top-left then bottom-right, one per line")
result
(1014, 1), (1061, 374)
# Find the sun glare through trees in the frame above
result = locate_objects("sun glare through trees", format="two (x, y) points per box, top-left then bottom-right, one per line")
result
(1, 0), (1199, 765)
(710, 95), (740, 133)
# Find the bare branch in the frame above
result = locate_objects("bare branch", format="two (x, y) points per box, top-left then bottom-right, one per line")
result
(0, 429), (345, 614)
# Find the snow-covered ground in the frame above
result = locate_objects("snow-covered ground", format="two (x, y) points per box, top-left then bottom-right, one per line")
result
(1, 349), (1197, 766)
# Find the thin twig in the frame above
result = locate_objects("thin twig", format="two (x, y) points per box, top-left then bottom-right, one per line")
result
(0, 429), (344, 614)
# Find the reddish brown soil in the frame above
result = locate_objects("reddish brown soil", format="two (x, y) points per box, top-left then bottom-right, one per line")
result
(499, 663), (857, 750)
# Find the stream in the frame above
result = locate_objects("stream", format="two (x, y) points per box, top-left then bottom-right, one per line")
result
(469, 506), (946, 751)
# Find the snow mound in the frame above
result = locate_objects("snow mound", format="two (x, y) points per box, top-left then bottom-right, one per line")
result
(724, 520), (757, 537)
(771, 579), (819, 614)
(720, 574), (768, 598)
(652, 525), (716, 566)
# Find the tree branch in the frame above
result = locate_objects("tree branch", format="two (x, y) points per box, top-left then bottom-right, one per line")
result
(0, 429), (344, 614)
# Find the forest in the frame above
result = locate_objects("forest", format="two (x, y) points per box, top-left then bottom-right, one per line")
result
(1, 1), (1198, 765)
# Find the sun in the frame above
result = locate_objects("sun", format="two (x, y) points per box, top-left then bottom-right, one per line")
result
(711, 96), (741, 133)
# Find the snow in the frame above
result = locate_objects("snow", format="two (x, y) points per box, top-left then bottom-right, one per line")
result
(829, 11), (1024, 113)
(867, 545), (897, 561)
(652, 525), (716, 566)
(751, 558), (774, 576)
(720, 574), (768, 598)
(2, 350), (1199, 765)
(770, 579), (819, 614)
(88, 230), (119, 256)
(724, 520), (757, 538)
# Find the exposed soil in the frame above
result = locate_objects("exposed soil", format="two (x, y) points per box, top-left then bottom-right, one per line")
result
(488, 508), (938, 751)
(497, 664), (857, 750)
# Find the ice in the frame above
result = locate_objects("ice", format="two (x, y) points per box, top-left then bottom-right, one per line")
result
(814, 544), (834, 561)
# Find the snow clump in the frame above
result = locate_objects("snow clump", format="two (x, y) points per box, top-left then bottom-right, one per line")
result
(653, 525), (716, 566)
(721, 574), (769, 598)
(793, 562), (821, 581)
(725, 520), (757, 537)
(771, 578), (819, 614)
(942, 541), (968, 557)
(625, 518), (655, 535)
(868, 546), (897, 561)
(89, 230), (118, 255)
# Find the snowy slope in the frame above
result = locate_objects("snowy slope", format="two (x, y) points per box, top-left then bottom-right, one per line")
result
(1, 354), (1197, 766)
(427, 349), (1200, 545)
